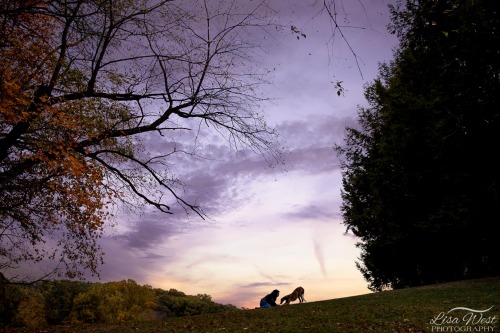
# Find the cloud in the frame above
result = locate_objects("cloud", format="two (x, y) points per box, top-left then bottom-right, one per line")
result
(240, 281), (290, 288)
(277, 115), (358, 148)
(284, 204), (340, 221)
(118, 216), (179, 250)
(92, 112), (355, 292)
(119, 105), (357, 226)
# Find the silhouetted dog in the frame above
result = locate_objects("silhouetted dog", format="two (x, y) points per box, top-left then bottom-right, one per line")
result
(280, 286), (306, 305)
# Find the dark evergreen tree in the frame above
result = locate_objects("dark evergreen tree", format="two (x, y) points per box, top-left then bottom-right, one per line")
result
(336, 0), (500, 291)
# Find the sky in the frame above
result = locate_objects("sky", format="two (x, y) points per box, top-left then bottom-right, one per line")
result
(90, 0), (399, 308)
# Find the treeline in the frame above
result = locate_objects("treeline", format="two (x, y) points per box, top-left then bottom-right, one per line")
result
(0, 279), (238, 328)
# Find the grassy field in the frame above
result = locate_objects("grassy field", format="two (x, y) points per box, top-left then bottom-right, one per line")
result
(2, 276), (498, 333)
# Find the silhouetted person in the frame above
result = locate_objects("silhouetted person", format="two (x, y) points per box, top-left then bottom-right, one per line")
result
(260, 289), (280, 308)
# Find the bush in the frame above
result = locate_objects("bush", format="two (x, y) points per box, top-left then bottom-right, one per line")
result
(70, 279), (156, 324)
(154, 289), (239, 317)
(42, 280), (92, 325)
(13, 287), (47, 329)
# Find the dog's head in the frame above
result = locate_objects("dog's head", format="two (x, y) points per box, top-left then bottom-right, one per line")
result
(280, 295), (289, 304)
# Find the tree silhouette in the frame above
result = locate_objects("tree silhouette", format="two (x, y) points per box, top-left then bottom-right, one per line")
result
(336, 0), (500, 291)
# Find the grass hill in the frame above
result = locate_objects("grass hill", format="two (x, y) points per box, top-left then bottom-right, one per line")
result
(1, 276), (498, 332)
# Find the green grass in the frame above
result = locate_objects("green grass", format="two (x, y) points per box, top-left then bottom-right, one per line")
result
(2, 276), (499, 333)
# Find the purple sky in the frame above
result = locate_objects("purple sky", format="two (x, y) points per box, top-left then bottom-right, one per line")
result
(87, 0), (398, 308)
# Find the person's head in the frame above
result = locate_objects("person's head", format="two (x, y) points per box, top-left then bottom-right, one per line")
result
(271, 289), (280, 297)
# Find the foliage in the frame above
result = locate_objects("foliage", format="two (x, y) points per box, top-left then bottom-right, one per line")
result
(0, 279), (236, 328)
(0, 284), (23, 326)
(0, 0), (281, 280)
(335, 0), (500, 291)
(1, 277), (498, 332)
(42, 280), (92, 325)
(153, 288), (238, 318)
(0, 280), (91, 327)
(11, 287), (47, 329)
(70, 280), (157, 323)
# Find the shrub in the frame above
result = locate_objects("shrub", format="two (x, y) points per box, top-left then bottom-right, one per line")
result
(70, 279), (156, 324)
(13, 287), (47, 329)
(42, 280), (92, 325)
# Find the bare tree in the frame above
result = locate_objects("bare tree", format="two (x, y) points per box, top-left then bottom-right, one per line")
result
(0, 0), (281, 279)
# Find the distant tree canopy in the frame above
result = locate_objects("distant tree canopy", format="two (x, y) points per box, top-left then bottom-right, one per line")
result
(0, 0), (280, 279)
(336, 0), (500, 291)
(0, 279), (236, 328)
